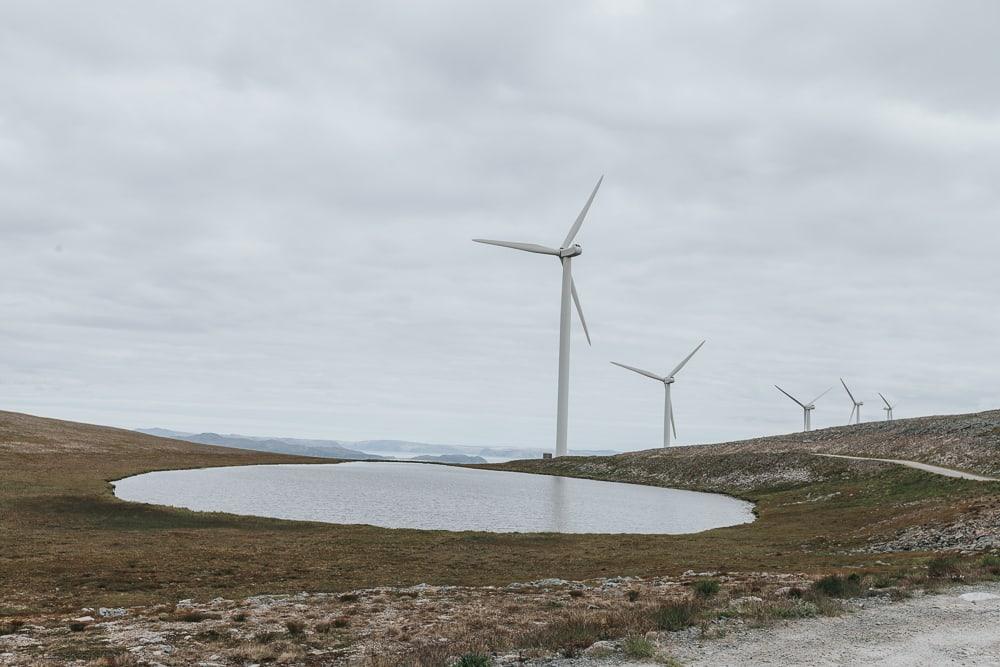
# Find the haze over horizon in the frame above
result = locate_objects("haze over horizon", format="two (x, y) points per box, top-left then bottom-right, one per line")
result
(3, 1), (1000, 452)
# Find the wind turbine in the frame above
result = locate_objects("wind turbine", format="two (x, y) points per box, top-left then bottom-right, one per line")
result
(474, 177), (602, 457)
(775, 385), (832, 432)
(840, 378), (863, 424)
(611, 340), (706, 448)
(879, 392), (895, 421)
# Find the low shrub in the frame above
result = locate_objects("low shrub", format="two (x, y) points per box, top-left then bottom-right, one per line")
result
(651, 599), (700, 631)
(927, 556), (961, 580)
(453, 654), (492, 667)
(174, 609), (221, 623)
(285, 619), (306, 636)
(518, 609), (642, 655)
(692, 579), (720, 599)
(89, 653), (141, 667)
(0, 620), (24, 635)
(316, 616), (350, 633)
(337, 592), (359, 603)
(568, 589), (585, 598)
(626, 589), (641, 602)
(253, 630), (285, 644)
(982, 554), (1000, 576)
(812, 573), (864, 598)
(765, 599), (819, 620)
(622, 635), (656, 658)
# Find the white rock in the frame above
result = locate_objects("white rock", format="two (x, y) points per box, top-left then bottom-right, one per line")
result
(99, 607), (126, 617)
(959, 592), (1000, 602)
(72, 616), (95, 623)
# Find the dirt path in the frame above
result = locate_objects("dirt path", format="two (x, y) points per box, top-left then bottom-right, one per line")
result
(814, 453), (998, 481)
(557, 583), (1000, 667)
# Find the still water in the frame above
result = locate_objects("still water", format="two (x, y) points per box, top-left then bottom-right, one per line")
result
(113, 462), (754, 534)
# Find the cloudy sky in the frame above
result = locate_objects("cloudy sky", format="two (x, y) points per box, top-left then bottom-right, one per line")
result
(2, 1), (999, 451)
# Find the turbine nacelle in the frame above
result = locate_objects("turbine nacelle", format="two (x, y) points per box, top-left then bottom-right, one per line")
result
(559, 244), (582, 259)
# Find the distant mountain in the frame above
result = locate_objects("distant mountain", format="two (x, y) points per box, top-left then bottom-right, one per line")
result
(136, 428), (620, 462)
(352, 439), (619, 460)
(411, 454), (488, 464)
(136, 429), (382, 460)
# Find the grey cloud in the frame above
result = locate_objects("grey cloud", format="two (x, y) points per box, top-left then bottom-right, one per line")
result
(2, 0), (999, 450)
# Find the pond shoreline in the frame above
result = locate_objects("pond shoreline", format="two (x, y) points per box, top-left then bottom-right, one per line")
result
(112, 460), (756, 535)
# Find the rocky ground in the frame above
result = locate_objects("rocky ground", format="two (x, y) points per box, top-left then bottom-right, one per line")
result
(859, 497), (1000, 553)
(0, 571), (817, 666)
(4, 567), (999, 667)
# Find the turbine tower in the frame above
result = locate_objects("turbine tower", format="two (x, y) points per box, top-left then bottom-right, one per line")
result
(879, 392), (895, 421)
(474, 177), (602, 457)
(775, 385), (832, 432)
(840, 378), (863, 424)
(611, 340), (706, 448)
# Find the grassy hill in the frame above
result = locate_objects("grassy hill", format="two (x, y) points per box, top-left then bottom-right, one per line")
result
(493, 410), (1000, 492)
(2, 409), (997, 616)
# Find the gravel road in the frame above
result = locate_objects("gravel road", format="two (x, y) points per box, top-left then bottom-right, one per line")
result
(551, 583), (1000, 666)
(814, 453), (999, 481)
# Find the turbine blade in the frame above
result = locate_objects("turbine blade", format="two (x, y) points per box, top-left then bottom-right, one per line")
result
(611, 361), (664, 382)
(562, 176), (603, 248)
(879, 392), (892, 409)
(570, 279), (591, 346)
(473, 239), (560, 255)
(809, 387), (833, 404)
(840, 378), (857, 404)
(670, 401), (677, 439)
(667, 340), (706, 379)
(775, 385), (806, 409)
(848, 404), (856, 424)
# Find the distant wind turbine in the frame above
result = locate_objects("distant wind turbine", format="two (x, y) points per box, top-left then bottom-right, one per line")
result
(879, 392), (895, 421)
(840, 378), (863, 424)
(611, 340), (706, 448)
(775, 385), (832, 432)
(474, 177), (602, 457)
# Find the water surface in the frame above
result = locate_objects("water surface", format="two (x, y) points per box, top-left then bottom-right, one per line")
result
(113, 462), (754, 534)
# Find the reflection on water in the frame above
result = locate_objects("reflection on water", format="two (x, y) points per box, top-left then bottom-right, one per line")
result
(548, 475), (568, 532)
(113, 462), (755, 535)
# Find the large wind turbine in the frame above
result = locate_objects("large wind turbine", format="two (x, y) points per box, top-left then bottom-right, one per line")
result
(775, 385), (832, 432)
(840, 378), (863, 424)
(474, 177), (602, 457)
(879, 392), (895, 421)
(611, 340), (706, 448)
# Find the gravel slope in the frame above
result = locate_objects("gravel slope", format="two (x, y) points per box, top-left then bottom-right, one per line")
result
(679, 583), (1000, 666)
(555, 583), (1000, 667)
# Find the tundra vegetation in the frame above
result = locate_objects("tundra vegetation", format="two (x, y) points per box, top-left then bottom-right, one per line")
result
(1, 409), (998, 664)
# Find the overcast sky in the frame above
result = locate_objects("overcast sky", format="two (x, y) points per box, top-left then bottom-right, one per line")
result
(2, 1), (999, 451)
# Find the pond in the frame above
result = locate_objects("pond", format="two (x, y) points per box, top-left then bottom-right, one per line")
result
(113, 462), (754, 534)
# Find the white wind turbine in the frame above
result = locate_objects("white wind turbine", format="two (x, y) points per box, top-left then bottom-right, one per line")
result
(611, 340), (706, 448)
(775, 385), (832, 432)
(879, 393), (895, 421)
(840, 378), (863, 424)
(474, 177), (602, 458)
